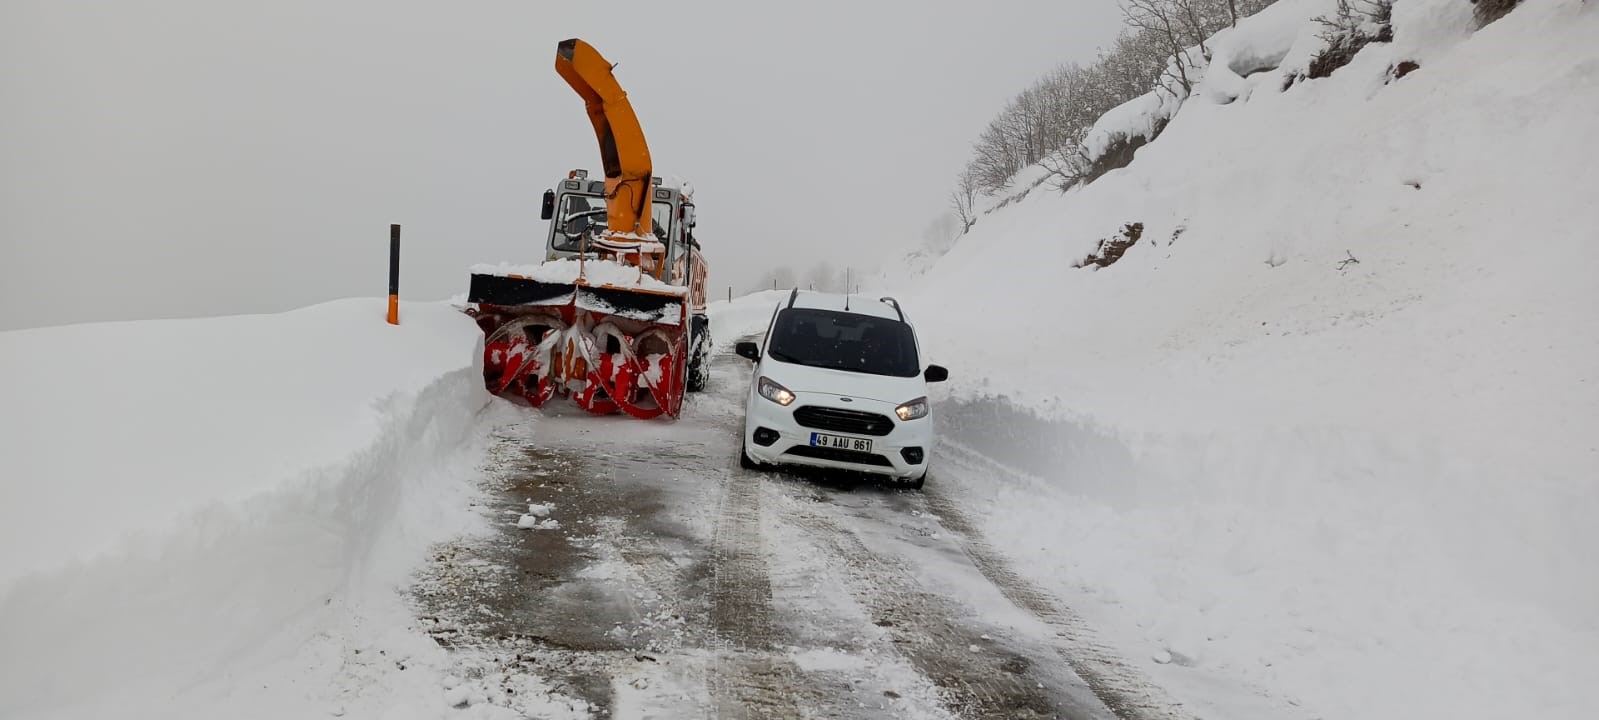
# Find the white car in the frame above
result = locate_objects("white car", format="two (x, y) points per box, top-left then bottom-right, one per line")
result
(736, 290), (947, 489)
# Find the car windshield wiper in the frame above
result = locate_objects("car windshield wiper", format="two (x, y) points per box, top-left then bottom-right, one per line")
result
(767, 348), (801, 364)
(769, 349), (840, 370)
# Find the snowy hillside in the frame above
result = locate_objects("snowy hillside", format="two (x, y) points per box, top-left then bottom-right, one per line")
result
(0, 300), (508, 718)
(911, 0), (1599, 718)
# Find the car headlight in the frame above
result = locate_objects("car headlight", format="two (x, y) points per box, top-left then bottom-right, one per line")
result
(895, 396), (928, 421)
(757, 376), (795, 406)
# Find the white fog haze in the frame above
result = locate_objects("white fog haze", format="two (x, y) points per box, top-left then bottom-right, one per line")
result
(0, 0), (1122, 330)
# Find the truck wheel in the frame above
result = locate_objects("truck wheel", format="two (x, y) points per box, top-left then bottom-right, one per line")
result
(687, 318), (710, 392)
(687, 352), (708, 392)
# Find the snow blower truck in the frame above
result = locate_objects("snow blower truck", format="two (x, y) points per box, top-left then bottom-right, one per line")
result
(465, 39), (710, 419)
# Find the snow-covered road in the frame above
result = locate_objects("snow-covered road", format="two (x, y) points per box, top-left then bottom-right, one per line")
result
(409, 350), (1174, 719)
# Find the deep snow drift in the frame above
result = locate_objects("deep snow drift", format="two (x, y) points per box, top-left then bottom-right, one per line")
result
(908, 1), (1599, 718)
(706, 289), (788, 349)
(0, 299), (510, 719)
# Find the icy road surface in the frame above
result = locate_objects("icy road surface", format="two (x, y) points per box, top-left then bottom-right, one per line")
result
(410, 349), (1176, 719)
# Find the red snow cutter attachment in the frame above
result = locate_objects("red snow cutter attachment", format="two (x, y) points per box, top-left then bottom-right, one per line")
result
(467, 268), (689, 419)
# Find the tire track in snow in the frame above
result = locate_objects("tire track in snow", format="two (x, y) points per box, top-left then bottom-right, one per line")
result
(711, 470), (776, 646)
(926, 442), (1189, 720)
(769, 480), (1102, 720)
(708, 466), (806, 718)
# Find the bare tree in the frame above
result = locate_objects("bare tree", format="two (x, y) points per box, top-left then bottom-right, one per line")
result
(951, 0), (1285, 218)
(1172, 0), (1210, 60)
(1121, 0), (1194, 94)
(1040, 145), (1089, 192)
(950, 169), (979, 233)
(968, 120), (1017, 192)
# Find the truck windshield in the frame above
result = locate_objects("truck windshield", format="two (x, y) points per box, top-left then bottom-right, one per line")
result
(552, 194), (672, 253)
(553, 194), (605, 253)
(766, 308), (920, 377)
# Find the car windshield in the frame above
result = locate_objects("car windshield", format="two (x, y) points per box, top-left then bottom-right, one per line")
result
(766, 308), (920, 377)
(552, 194), (673, 253)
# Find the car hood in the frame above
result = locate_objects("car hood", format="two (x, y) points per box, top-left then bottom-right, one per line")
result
(762, 360), (925, 405)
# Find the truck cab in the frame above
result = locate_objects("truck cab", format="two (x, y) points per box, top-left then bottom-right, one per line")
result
(539, 169), (713, 391)
(540, 169), (701, 285)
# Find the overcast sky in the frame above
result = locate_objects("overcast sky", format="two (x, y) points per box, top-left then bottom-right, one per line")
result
(0, 0), (1123, 330)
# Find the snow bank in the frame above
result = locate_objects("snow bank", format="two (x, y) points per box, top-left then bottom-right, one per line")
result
(1082, 91), (1174, 161)
(917, 1), (1599, 718)
(0, 299), (501, 718)
(706, 289), (788, 348)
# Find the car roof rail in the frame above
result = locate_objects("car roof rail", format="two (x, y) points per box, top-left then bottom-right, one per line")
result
(787, 287), (799, 309)
(878, 296), (905, 321)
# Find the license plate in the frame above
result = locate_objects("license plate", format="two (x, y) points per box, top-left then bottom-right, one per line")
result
(810, 432), (872, 453)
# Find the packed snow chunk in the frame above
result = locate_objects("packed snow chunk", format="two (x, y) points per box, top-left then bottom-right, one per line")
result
(526, 502), (555, 518)
(517, 515), (561, 531)
(471, 258), (685, 295)
(789, 647), (870, 673)
(0, 298), (500, 719)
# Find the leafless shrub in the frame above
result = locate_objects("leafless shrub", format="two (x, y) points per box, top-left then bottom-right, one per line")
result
(1306, 0), (1393, 80)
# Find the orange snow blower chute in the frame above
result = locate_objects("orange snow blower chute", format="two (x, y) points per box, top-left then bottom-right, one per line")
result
(463, 39), (711, 419)
(554, 39), (657, 261)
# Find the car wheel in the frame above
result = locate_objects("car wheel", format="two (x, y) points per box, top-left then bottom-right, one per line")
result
(900, 468), (927, 490)
(740, 442), (761, 470)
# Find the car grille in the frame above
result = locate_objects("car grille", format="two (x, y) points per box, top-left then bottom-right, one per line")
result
(792, 405), (895, 437)
(784, 445), (893, 467)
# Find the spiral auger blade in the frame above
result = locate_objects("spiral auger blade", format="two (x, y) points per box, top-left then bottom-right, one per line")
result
(467, 272), (689, 419)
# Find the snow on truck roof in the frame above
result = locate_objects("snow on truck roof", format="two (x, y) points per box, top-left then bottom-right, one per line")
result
(785, 291), (909, 323)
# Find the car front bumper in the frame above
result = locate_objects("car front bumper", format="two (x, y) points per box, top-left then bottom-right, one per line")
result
(744, 393), (932, 479)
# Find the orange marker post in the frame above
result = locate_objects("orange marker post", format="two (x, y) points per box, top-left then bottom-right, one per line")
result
(387, 224), (401, 325)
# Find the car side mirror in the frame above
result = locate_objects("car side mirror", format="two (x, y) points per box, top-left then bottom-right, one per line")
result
(924, 364), (948, 383)
(735, 341), (761, 361)
(540, 189), (555, 220)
